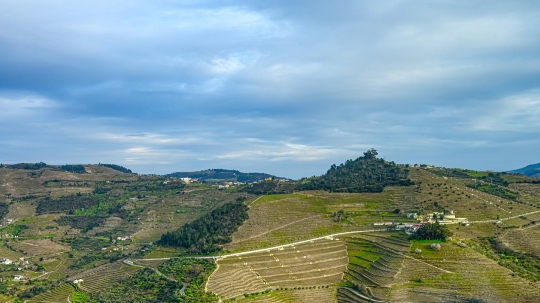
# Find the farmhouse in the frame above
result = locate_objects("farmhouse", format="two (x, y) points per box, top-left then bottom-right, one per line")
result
(2, 259), (13, 265)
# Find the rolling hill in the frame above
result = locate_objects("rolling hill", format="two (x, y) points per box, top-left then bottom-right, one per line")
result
(1, 154), (540, 302)
(510, 163), (540, 178)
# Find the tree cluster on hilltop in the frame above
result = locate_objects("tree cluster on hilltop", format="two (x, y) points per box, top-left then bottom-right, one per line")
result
(5, 162), (47, 170)
(297, 149), (413, 193)
(158, 201), (249, 253)
(60, 164), (86, 173)
(98, 163), (133, 173)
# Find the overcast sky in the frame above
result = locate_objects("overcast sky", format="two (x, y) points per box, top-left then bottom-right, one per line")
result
(1, 0), (540, 178)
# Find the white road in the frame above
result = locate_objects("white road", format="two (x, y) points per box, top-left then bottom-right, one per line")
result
(132, 229), (387, 261)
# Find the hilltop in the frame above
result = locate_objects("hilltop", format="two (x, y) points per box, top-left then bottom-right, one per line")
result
(298, 149), (413, 192)
(510, 163), (540, 178)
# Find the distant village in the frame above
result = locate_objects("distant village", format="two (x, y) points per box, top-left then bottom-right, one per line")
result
(164, 176), (289, 189)
(374, 209), (469, 234)
(0, 256), (31, 283)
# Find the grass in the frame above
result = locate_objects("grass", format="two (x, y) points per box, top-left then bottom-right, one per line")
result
(70, 291), (87, 303)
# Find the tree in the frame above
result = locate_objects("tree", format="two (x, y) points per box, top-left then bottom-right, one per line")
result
(413, 222), (453, 241)
(363, 148), (378, 159)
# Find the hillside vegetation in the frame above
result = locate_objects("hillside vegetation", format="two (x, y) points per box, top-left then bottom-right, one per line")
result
(2, 155), (540, 302)
(158, 200), (249, 253)
(298, 149), (412, 192)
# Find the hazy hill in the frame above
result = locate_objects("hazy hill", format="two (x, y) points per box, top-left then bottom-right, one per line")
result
(510, 163), (540, 178)
(165, 168), (281, 183)
(0, 162), (133, 174)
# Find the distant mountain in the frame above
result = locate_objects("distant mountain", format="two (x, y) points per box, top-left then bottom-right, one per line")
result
(510, 163), (540, 178)
(165, 169), (283, 183)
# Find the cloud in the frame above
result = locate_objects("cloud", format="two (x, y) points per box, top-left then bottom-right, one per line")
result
(472, 89), (540, 132)
(0, 92), (59, 119)
(1, 1), (540, 177)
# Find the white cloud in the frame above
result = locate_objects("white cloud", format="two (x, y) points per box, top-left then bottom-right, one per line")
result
(0, 93), (58, 119)
(472, 89), (540, 132)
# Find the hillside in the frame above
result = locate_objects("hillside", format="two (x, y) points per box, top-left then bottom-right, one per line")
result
(510, 163), (540, 178)
(298, 149), (412, 192)
(1, 157), (540, 302)
(165, 168), (282, 183)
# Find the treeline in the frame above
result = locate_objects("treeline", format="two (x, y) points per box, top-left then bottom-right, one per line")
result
(158, 201), (249, 253)
(60, 164), (86, 173)
(476, 172), (508, 186)
(36, 194), (100, 215)
(429, 167), (472, 179)
(467, 183), (519, 201)
(412, 222), (452, 241)
(3, 162), (86, 173)
(5, 162), (47, 170)
(99, 163), (132, 173)
(55, 215), (106, 232)
(0, 203), (9, 221)
(297, 149), (412, 193)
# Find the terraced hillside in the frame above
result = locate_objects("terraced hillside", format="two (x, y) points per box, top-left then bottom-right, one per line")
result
(388, 240), (540, 302)
(217, 167), (540, 303)
(234, 288), (337, 303)
(26, 283), (75, 303)
(209, 238), (348, 300)
(3, 160), (540, 302)
(343, 233), (411, 299)
(74, 262), (141, 293)
(226, 191), (415, 252)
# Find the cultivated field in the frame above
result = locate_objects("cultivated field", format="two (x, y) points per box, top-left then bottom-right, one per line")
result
(226, 191), (413, 253)
(387, 241), (540, 302)
(74, 261), (141, 293)
(26, 283), (75, 303)
(234, 288), (337, 303)
(209, 238), (348, 300)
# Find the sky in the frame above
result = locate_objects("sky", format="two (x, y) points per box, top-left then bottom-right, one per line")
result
(1, 0), (540, 179)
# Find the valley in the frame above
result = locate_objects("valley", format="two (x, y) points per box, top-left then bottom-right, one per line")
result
(0, 157), (539, 302)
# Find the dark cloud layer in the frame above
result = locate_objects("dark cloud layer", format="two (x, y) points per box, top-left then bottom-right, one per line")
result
(1, 0), (540, 178)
